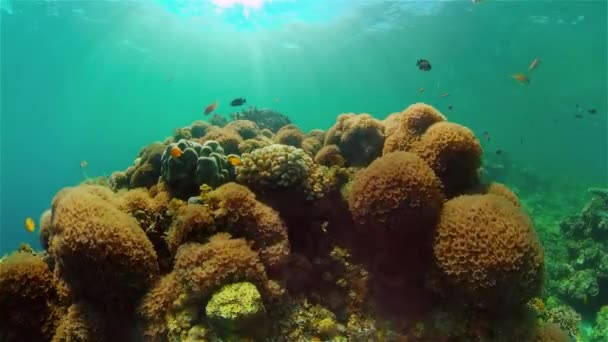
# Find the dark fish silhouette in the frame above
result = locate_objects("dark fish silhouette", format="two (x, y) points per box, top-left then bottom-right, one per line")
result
(230, 98), (247, 106)
(574, 114), (583, 119)
(588, 108), (597, 114)
(416, 59), (432, 71)
(496, 149), (502, 155)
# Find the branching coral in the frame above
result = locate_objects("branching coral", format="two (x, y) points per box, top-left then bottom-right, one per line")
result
(324, 113), (385, 167)
(0, 252), (63, 341)
(49, 185), (159, 310)
(433, 194), (544, 306)
(347, 151), (444, 232)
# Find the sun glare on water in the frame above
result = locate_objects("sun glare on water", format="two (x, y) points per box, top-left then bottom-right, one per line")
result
(211, 0), (269, 18)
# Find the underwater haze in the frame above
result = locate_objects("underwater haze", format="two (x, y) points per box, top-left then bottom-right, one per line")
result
(1, 1), (607, 265)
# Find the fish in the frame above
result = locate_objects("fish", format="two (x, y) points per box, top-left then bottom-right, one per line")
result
(574, 114), (583, 119)
(418, 88), (425, 93)
(204, 101), (218, 115)
(25, 217), (35, 233)
(226, 154), (242, 167)
(511, 73), (530, 85)
(230, 98), (246, 106)
(166, 76), (174, 83)
(171, 146), (183, 158)
(496, 149), (502, 155)
(416, 59), (432, 71)
(80, 160), (88, 168)
(483, 131), (490, 142)
(588, 108), (597, 114)
(441, 93), (450, 97)
(448, 105), (453, 110)
(529, 57), (541, 71)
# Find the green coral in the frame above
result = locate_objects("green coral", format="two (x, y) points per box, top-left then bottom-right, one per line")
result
(205, 282), (268, 338)
(160, 139), (235, 196)
(591, 306), (608, 341)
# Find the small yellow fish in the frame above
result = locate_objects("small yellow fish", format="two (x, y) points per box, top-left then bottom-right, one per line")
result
(511, 73), (530, 85)
(25, 217), (35, 233)
(226, 154), (242, 167)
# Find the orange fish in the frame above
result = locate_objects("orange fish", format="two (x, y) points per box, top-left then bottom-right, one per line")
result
(418, 88), (425, 93)
(440, 93), (450, 97)
(529, 57), (541, 71)
(171, 146), (183, 158)
(512, 73), (530, 85)
(25, 217), (35, 233)
(227, 154), (242, 166)
(204, 101), (218, 115)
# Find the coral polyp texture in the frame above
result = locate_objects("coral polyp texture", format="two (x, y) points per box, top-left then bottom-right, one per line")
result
(5, 103), (566, 341)
(348, 151), (444, 232)
(433, 194), (544, 306)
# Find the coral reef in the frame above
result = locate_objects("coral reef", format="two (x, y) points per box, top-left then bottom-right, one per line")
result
(230, 107), (292, 132)
(7, 103), (555, 341)
(554, 188), (608, 310)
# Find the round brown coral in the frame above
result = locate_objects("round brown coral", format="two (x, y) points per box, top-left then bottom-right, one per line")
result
(128, 143), (166, 189)
(324, 113), (385, 167)
(348, 151), (444, 232)
(484, 182), (520, 207)
(0, 252), (62, 341)
(173, 233), (270, 299)
(433, 194), (544, 305)
(201, 128), (243, 154)
(301, 136), (323, 157)
(412, 122), (482, 197)
(276, 125), (304, 148)
(40, 209), (52, 250)
(383, 103), (446, 154)
(225, 120), (260, 139)
(49, 185), (159, 310)
(52, 303), (117, 342)
(314, 145), (345, 167)
(383, 111), (402, 137)
(207, 183), (290, 271)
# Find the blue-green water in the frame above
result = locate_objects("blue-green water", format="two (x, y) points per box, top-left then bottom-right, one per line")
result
(1, 0), (606, 255)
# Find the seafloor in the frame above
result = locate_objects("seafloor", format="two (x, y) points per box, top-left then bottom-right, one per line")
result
(1, 103), (606, 342)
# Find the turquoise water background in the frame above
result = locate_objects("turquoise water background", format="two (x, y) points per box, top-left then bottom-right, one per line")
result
(1, 0), (606, 254)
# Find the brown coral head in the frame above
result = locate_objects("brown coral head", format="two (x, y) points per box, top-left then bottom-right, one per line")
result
(433, 194), (544, 307)
(412, 122), (483, 197)
(348, 151), (445, 235)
